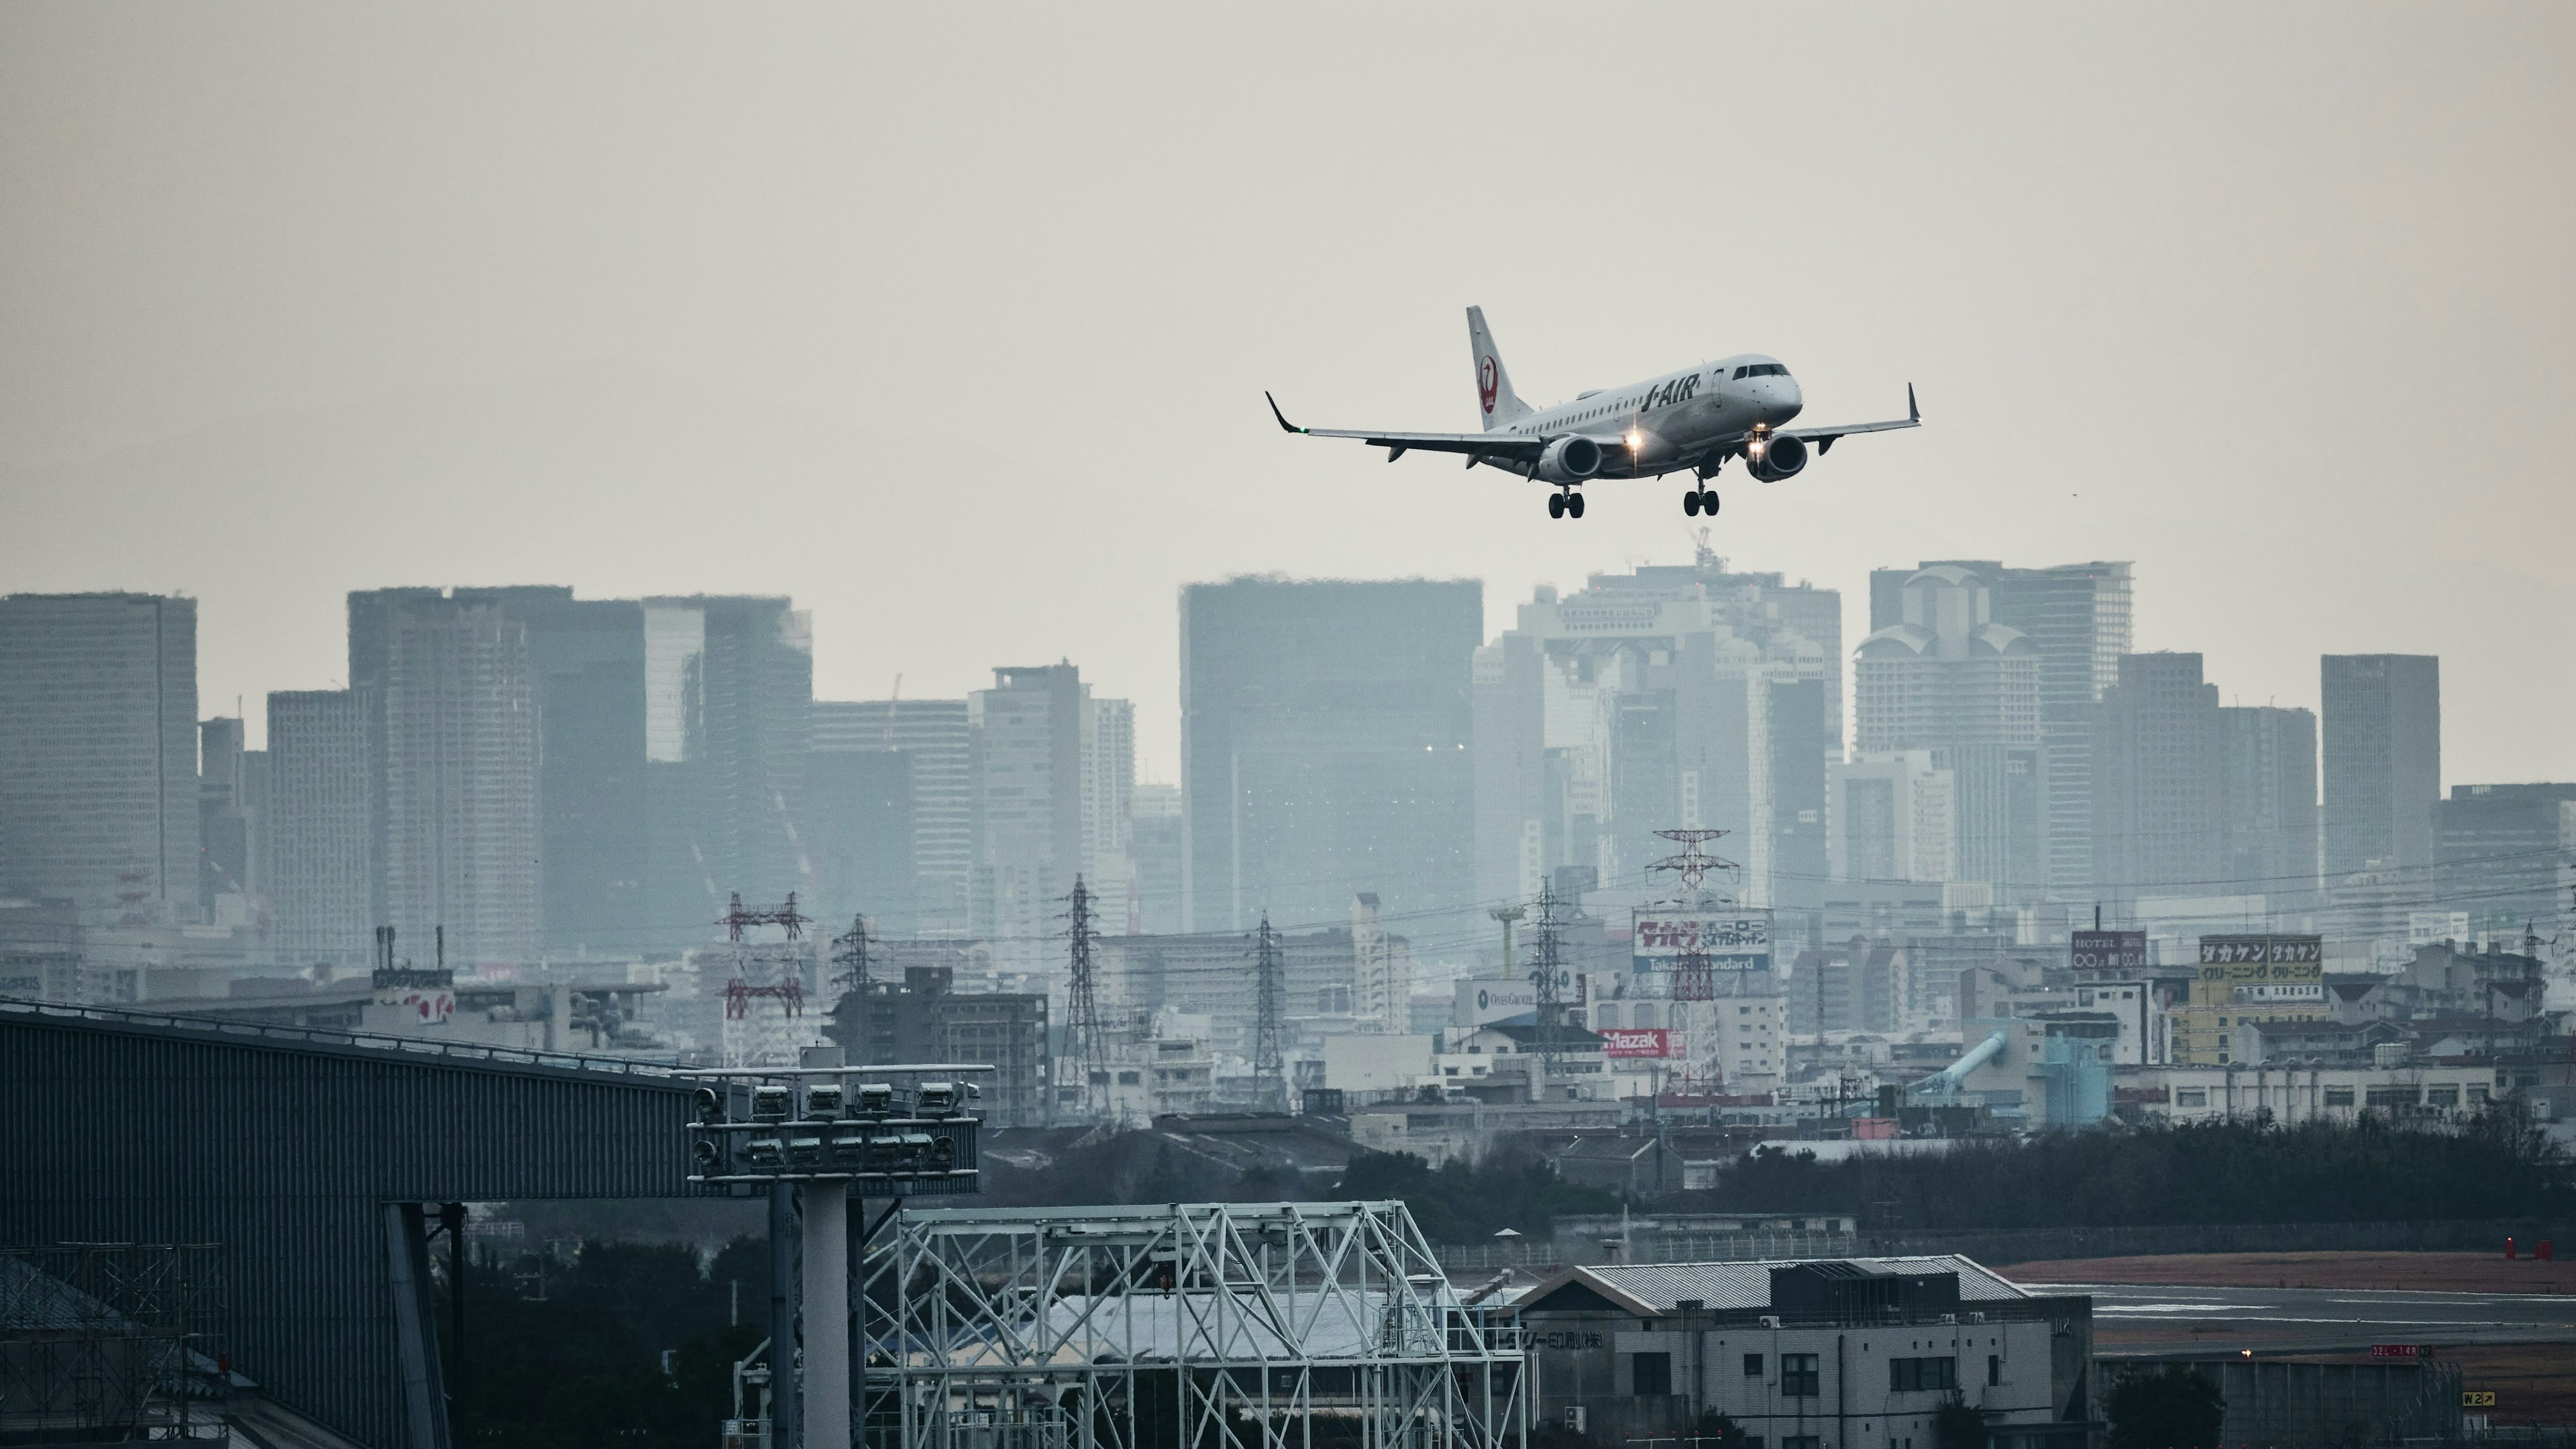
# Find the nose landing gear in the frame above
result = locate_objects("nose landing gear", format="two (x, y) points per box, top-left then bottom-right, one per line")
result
(1547, 490), (1585, 520)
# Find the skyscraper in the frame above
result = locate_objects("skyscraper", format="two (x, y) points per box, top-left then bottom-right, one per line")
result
(2092, 653), (2222, 900)
(2432, 784), (2576, 943)
(1827, 751), (1955, 883)
(639, 596), (813, 942)
(972, 663), (1088, 977)
(1854, 566), (2043, 898)
(265, 688), (374, 967)
(1475, 557), (1828, 912)
(2217, 705), (2318, 903)
(374, 597), (539, 968)
(0, 593), (201, 924)
(1189, 578), (1481, 931)
(818, 698), (973, 936)
(2321, 654), (2440, 879)
(1874, 560), (2132, 899)
(452, 588), (648, 957)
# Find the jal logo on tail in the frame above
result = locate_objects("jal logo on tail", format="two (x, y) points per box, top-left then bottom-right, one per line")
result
(1479, 356), (1499, 415)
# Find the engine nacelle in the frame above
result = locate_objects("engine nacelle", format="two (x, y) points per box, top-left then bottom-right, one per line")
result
(1536, 434), (1603, 484)
(1744, 431), (1808, 482)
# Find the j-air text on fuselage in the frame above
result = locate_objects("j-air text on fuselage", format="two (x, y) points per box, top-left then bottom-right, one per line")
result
(1266, 306), (1919, 521)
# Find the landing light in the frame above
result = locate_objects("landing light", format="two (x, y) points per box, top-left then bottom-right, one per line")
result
(1624, 429), (1641, 450)
(1748, 439), (1768, 462)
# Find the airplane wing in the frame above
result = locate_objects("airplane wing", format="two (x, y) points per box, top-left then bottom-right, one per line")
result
(1267, 392), (1544, 462)
(1779, 384), (1921, 453)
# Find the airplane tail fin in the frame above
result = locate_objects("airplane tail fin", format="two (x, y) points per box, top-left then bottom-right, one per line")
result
(1466, 306), (1532, 432)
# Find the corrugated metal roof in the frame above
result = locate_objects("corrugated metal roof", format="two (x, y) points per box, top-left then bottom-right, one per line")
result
(1572, 1255), (2029, 1311)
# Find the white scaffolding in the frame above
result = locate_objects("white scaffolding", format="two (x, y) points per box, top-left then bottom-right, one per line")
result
(857, 1201), (1525, 1449)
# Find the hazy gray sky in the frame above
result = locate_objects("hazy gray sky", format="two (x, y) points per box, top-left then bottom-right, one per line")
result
(5, 3), (2571, 785)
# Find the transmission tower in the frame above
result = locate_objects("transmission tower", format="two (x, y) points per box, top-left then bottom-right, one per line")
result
(1650, 827), (1739, 1002)
(1065, 876), (1106, 1118)
(1252, 912), (1286, 1112)
(1529, 881), (1566, 1081)
(830, 913), (875, 1059)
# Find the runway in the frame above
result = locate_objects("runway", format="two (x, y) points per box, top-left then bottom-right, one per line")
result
(2020, 1279), (2576, 1355)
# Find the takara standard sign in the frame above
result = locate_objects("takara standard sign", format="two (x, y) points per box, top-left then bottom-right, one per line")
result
(1631, 912), (1772, 970)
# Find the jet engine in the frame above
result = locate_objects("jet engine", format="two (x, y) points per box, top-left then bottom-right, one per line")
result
(1536, 435), (1603, 484)
(1744, 431), (1808, 482)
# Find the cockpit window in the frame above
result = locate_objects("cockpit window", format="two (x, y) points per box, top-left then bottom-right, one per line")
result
(1733, 363), (1788, 380)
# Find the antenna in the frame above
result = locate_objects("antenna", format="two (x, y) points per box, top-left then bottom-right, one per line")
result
(1252, 913), (1286, 1112)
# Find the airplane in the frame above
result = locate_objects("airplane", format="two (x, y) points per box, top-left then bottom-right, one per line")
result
(1267, 306), (1919, 520)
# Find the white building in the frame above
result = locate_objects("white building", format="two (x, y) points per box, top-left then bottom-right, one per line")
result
(1828, 751), (1955, 883)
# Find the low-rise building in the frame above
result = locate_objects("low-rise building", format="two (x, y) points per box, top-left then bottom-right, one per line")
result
(1509, 1256), (2092, 1449)
(825, 963), (1051, 1126)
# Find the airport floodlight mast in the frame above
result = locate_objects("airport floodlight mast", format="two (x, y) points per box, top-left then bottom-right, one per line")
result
(1254, 912), (1286, 1111)
(1065, 877), (1106, 1117)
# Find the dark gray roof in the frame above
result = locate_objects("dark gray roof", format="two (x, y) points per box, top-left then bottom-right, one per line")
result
(1520, 1255), (2030, 1313)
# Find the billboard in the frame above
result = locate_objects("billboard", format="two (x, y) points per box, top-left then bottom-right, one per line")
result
(2198, 934), (2322, 965)
(1631, 912), (1772, 970)
(2071, 930), (2147, 973)
(1597, 1027), (1676, 1059)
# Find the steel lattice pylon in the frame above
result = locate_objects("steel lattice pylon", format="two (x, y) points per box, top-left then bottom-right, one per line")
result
(855, 1200), (1524, 1449)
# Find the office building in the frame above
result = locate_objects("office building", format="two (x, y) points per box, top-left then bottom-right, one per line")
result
(1477, 557), (1831, 911)
(825, 962), (1051, 1126)
(971, 663), (1104, 977)
(639, 596), (814, 943)
(1130, 783), (1184, 936)
(197, 716), (261, 922)
(359, 594), (539, 969)
(2321, 654), (2440, 878)
(2218, 705), (2318, 903)
(265, 689), (376, 968)
(1188, 577), (1481, 930)
(802, 743), (915, 936)
(2092, 653), (2222, 902)
(451, 588), (649, 956)
(0, 593), (201, 926)
(2434, 784), (2576, 943)
(1854, 566), (2042, 898)
(1827, 751), (1955, 883)
(820, 698), (973, 936)
(1882, 561), (2134, 900)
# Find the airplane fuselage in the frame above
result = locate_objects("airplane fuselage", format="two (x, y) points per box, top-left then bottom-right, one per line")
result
(1495, 353), (1805, 480)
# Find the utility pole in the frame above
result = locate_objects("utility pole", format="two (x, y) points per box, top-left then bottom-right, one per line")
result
(1529, 881), (1565, 1089)
(1253, 912), (1286, 1112)
(1065, 877), (1104, 1119)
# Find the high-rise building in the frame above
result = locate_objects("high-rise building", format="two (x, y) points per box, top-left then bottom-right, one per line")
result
(818, 698), (973, 936)
(265, 688), (374, 968)
(1854, 566), (2042, 898)
(1476, 557), (1830, 912)
(1085, 697), (1136, 895)
(1827, 751), (1955, 883)
(2433, 784), (2576, 944)
(366, 596), (540, 969)
(2321, 654), (2440, 878)
(2092, 653), (2222, 901)
(1188, 578), (1481, 931)
(451, 588), (648, 957)
(973, 663), (1089, 977)
(197, 716), (259, 920)
(0, 593), (201, 924)
(802, 727), (916, 936)
(2218, 706), (2318, 903)
(1130, 783), (1184, 936)
(639, 596), (813, 943)
(1882, 561), (2134, 899)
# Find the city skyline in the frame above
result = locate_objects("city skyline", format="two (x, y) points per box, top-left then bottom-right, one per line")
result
(3, 7), (2572, 789)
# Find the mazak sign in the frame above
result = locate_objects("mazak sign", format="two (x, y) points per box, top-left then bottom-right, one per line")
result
(1597, 1027), (1675, 1059)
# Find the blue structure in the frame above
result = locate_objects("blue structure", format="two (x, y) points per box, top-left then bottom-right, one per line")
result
(1, 997), (700, 1448)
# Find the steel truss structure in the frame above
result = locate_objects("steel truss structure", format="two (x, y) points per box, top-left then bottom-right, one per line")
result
(0, 1243), (226, 1443)
(858, 1201), (1524, 1449)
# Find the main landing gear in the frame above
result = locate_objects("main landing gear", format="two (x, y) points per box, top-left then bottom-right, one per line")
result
(1547, 490), (1585, 520)
(1682, 488), (1720, 516)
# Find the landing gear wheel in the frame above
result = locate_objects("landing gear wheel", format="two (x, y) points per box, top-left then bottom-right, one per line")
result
(1682, 491), (1701, 517)
(1700, 490), (1721, 515)
(1547, 493), (1566, 519)
(1566, 492), (1585, 519)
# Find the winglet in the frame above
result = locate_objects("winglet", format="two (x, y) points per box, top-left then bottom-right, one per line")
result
(1908, 383), (1919, 422)
(1265, 391), (1305, 434)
